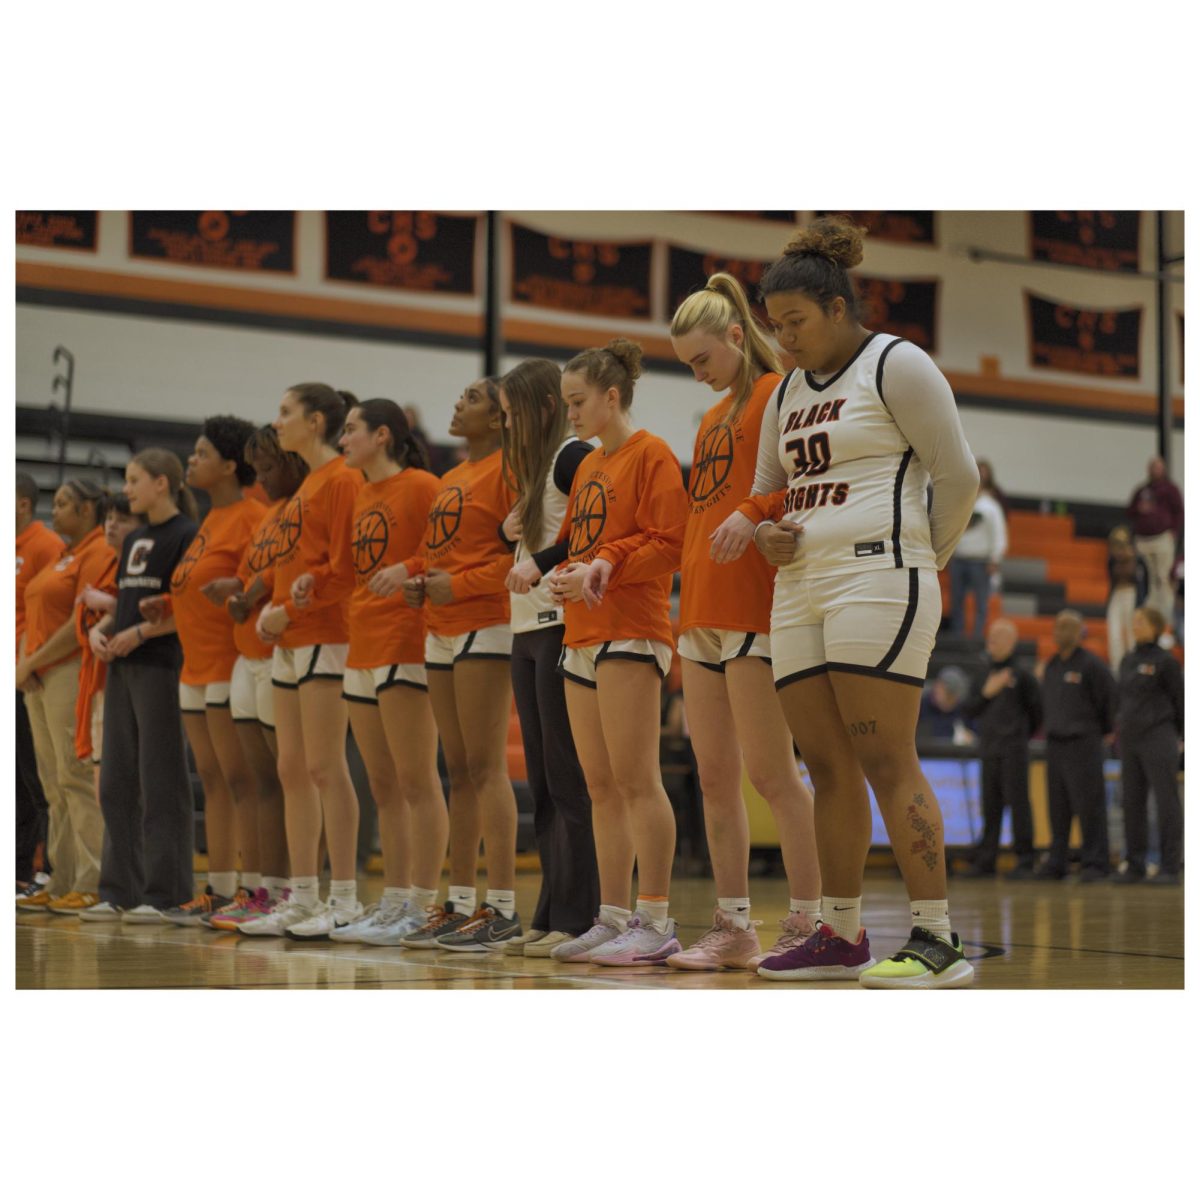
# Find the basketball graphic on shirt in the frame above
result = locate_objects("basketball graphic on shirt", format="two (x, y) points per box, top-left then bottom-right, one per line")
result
(690, 424), (735, 504)
(352, 509), (390, 576)
(276, 497), (303, 559)
(247, 517), (283, 574)
(426, 486), (463, 550)
(569, 480), (607, 557)
(171, 533), (207, 589)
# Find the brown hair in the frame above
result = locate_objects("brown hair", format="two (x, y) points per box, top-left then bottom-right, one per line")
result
(287, 382), (357, 446)
(245, 424), (309, 496)
(131, 448), (198, 520)
(563, 338), (643, 411)
(1136, 605), (1167, 639)
(670, 272), (782, 425)
(501, 359), (570, 548)
(353, 398), (430, 470)
(759, 215), (866, 319)
(62, 477), (111, 528)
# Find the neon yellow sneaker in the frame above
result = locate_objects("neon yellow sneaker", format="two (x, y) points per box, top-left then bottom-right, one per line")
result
(859, 926), (975, 989)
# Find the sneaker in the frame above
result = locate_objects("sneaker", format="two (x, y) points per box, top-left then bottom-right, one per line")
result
(122, 904), (165, 924)
(859, 926), (975, 990)
(524, 931), (574, 958)
(400, 903), (474, 949)
(16, 887), (55, 912)
(48, 891), (100, 915)
(209, 888), (277, 931)
(200, 887), (250, 928)
(79, 900), (124, 922)
(667, 909), (761, 971)
(357, 901), (428, 946)
(757, 922), (875, 981)
(285, 897), (365, 941)
(160, 887), (235, 926)
(588, 913), (681, 966)
(238, 896), (318, 938)
(437, 905), (523, 953)
(503, 927), (549, 956)
(746, 911), (815, 971)
(550, 917), (624, 962)
(16, 880), (49, 907)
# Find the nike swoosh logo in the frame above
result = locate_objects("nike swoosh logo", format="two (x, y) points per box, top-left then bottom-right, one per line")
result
(833, 906), (854, 911)
(488, 925), (514, 941)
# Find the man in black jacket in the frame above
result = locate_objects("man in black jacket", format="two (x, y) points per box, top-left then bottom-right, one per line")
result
(1036, 610), (1116, 882)
(1114, 607), (1184, 885)
(962, 619), (1041, 878)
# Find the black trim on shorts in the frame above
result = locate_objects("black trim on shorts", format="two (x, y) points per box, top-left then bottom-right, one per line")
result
(556, 663), (598, 690)
(874, 336), (907, 414)
(826, 661), (924, 688)
(875, 568), (919, 673)
(595, 643), (666, 679)
(377, 678), (429, 694)
(805, 332), (879, 393)
(271, 679), (300, 690)
(425, 661), (454, 671)
(206, 699), (231, 709)
(774, 664), (830, 690)
(735, 632), (757, 658)
(451, 631), (511, 664)
(695, 659), (726, 674)
(298, 673), (344, 686)
(232, 716), (260, 724)
(300, 644), (324, 683)
(891, 448), (914, 567)
(342, 692), (379, 706)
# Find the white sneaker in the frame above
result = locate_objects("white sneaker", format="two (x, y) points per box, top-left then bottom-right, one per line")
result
(503, 928), (549, 956)
(122, 904), (165, 924)
(524, 931), (573, 958)
(78, 901), (123, 922)
(357, 901), (427, 946)
(328, 900), (387, 943)
(286, 897), (364, 941)
(238, 897), (317, 938)
(550, 917), (625, 962)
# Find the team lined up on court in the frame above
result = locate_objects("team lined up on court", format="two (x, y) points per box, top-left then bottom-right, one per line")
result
(18, 217), (1001, 988)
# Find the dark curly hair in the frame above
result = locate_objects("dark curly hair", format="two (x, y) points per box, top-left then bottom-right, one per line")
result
(202, 415), (258, 486)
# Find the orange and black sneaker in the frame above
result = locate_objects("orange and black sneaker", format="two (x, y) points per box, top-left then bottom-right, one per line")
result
(400, 903), (473, 949)
(16, 884), (55, 912)
(160, 887), (234, 927)
(48, 891), (101, 915)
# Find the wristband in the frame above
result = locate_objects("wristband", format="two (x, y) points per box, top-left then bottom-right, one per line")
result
(136, 624), (146, 644)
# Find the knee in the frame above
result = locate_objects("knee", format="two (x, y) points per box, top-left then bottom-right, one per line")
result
(695, 763), (742, 805)
(464, 752), (506, 792)
(855, 748), (913, 797)
(305, 760), (339, 794)
(587, 779), (623, 811)
(366, 771), (398, 810)
(609, 766), (653, 804)
(802, 753), (845, 799)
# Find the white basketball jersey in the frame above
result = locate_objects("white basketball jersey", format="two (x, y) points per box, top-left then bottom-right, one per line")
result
(510, 437), (577, 635)
(772, 332), (935, 579)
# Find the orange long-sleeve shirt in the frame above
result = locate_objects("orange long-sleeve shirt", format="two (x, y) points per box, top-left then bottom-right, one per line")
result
(16, 520), (65, 657)
(348, 468), (442, 668)
(680, 373), (781, 637)
(232, 498), (287, 662)
(171, 496), (265, 685)
(558, 428), (687, 649)
(74, 554), (118, 760)
(270, 456), (364, 648)
(23, 526), (113, 671)
(410, 450), (515, 638)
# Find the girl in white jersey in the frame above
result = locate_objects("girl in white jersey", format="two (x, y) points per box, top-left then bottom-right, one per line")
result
(714, 217), (980, 988)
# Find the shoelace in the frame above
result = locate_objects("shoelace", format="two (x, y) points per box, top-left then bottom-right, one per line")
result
(691, 923), (733, 950)
(769, 917), (813, 953)
(455, 906), (496, 935)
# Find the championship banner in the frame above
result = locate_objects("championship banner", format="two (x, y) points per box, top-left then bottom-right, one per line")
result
(1029, 212), (1141, 272)
(324, 211), (478, 294)
(666, 245), (772, 323)
(509, 223), (652, 319)
(16, 211), (98, 251)
(1026, 292), (1142, 379)
(130, 211), (295, 272)
(820, 211), (936, 245)
(856, 276), (938, 353)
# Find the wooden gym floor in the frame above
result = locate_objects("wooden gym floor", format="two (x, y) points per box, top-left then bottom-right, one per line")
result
(15, 872), (1184, 989)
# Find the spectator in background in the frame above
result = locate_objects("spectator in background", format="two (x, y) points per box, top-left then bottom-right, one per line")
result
(961, 618), (1040, 878)
(1106, 526), (1149, 673)
(950, 471), (1007, 639)
(918, 665), (972, 742)
(975, 458), (1009, 515)
(1036, 609), (1115, 882)
(1126, 456), (1183, 626)
(1113, 606), (1183, 886)
(1171, 557), (1183, 646)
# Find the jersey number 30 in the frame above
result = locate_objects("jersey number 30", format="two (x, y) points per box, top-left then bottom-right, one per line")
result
(785, 432), (832, 478)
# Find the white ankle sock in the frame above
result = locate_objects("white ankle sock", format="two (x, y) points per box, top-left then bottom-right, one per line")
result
(486, 889), (515, 919)
(790, 897), (822, 925)
(291, 876), (319, 908)
(329, 878), (357, 907)
(822, 895), (861, 942)
(448, 885), (476, 915)
(599, 904), (631, 931)
(717, 897), (752, 930)
(264, 876), (289, 901)
(208, 871), (237, 898)
(636, 896), (670, 934)
(910, 898), (951, 940)
(411, 886), (438, 910)
(241, 872), (262, 892)
(382, 886), (410, 908)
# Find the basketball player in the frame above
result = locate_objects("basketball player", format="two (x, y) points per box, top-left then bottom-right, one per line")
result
(665, 274), (822, 971)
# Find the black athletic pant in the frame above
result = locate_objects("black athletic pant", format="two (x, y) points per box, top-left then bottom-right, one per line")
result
(511, 625), (598, 936)
(1121, 724), (1183, 874)
(15, 689), (50, 881)
(98, 659), (194, 909)
(1045, 734), (1110, 874)
(976, 748), (1035, 869)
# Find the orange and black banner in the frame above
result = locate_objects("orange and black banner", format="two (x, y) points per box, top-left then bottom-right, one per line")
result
(130, 211), (295, 272)
(857, 276), (938, 353)
(820, 211), (936, 245)
(509, 223), (652, 319)
(324, 211), (478, 294)
(698, 211), (795, 223)
(666, 245), (772, 324)
(1026, 292), (1142, 379)
(17, 211), (98, 251)
(1029, 212), (1140, 272)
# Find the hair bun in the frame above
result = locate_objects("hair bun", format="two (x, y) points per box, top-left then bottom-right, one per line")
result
(335, 389), (359, 412)
(783, 216), (865, 269)
(604, 338), (643, 382)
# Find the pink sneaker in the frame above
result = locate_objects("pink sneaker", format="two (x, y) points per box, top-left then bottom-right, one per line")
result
(208, 887), (277, 931)
(747, 910), (816, 971)
(667, 909), (761, 971)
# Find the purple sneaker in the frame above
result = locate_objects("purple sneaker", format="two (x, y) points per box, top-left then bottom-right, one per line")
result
(756, 921), (875, 981)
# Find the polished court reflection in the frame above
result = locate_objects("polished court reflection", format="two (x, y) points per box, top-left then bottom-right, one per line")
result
(15, 876), (1184, 990)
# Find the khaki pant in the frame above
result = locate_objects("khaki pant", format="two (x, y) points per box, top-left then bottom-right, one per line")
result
(25, 657), (105, 895)
(1107, 583), (1137, 674)
(1134, 530), (1177, 625)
